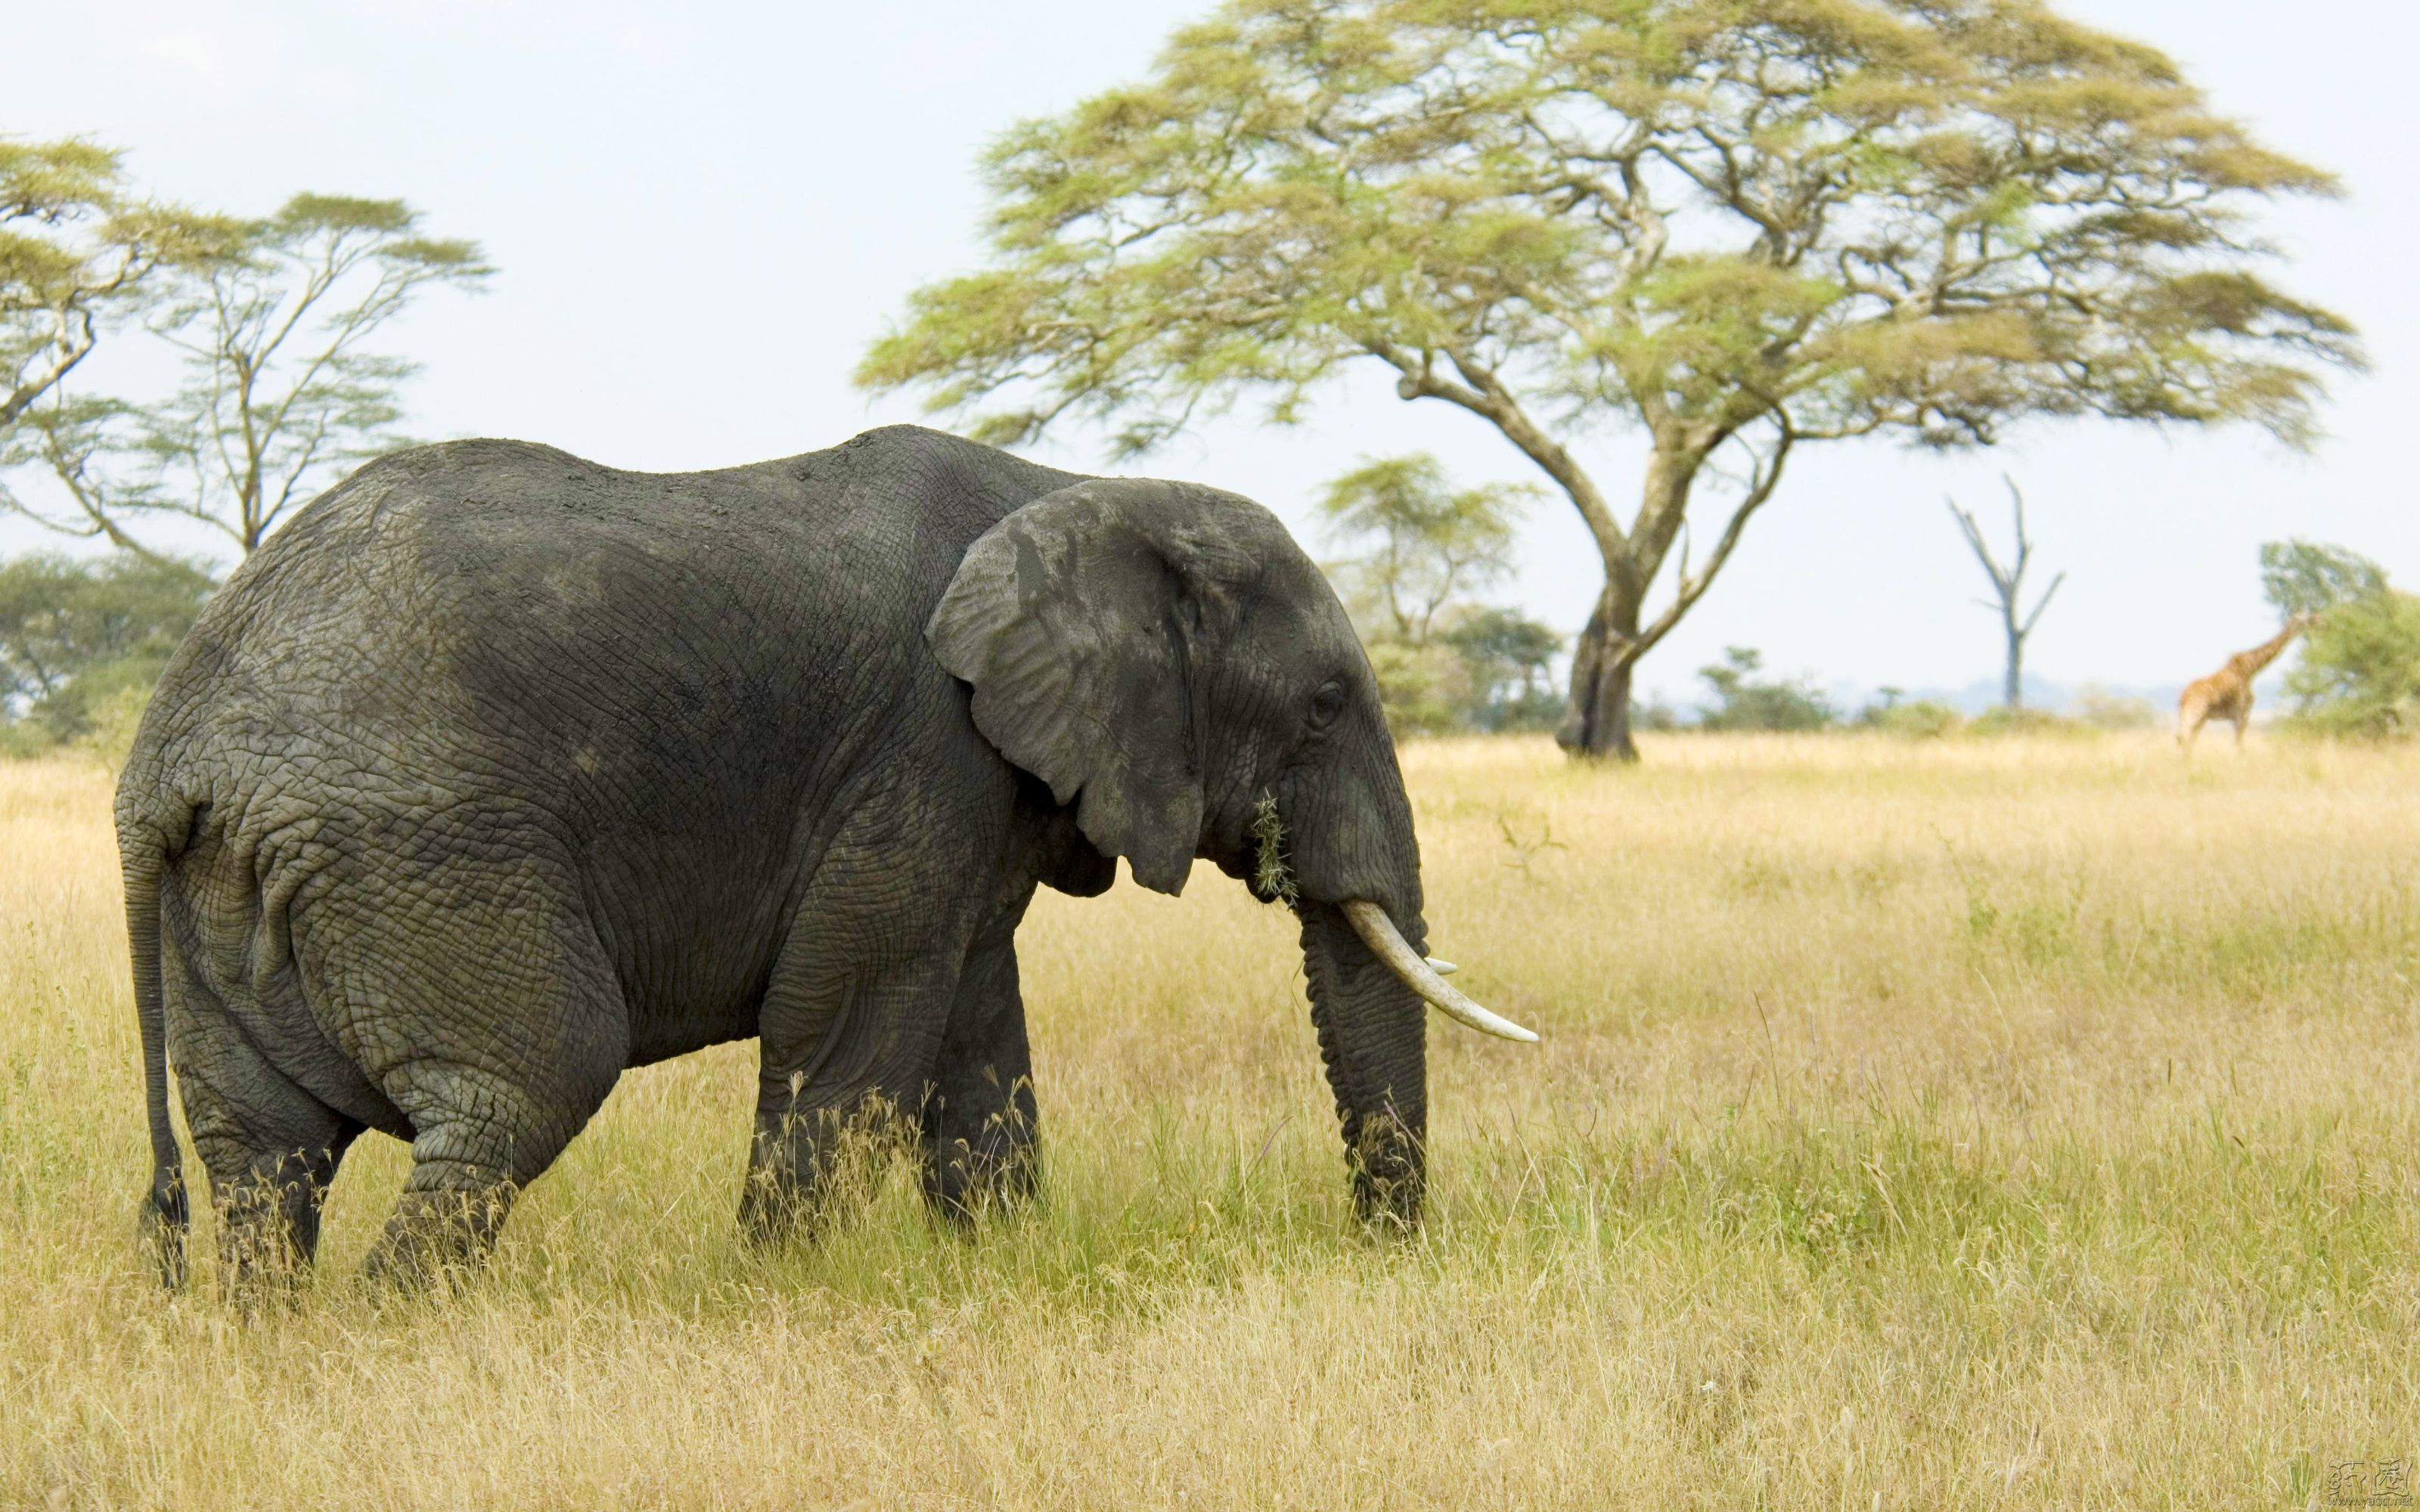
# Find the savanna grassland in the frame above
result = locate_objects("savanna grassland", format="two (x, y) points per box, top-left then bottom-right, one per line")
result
(2, 734), (2415, 1509)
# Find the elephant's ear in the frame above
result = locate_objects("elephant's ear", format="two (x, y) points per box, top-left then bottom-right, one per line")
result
(928, 479), (1261, 896)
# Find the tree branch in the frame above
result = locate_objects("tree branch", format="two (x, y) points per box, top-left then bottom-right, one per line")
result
(1627, 419), (1797, 663)
(1367, 341), (1630, 567)
(2020, 571), (2065, 637)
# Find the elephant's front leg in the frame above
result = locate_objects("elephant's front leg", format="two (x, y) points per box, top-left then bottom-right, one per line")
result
(919, 937), (1038, 1224)
(741, 953), (962, 1244)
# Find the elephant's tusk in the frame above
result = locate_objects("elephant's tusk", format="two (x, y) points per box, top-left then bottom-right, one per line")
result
(1340, 900), (1537, 1043)
(1426, 956), (1458, 976)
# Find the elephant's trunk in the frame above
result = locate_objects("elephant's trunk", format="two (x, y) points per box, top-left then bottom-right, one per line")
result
(1296, 898), (1429, 1225)
(1261, 705), (1537, 1223)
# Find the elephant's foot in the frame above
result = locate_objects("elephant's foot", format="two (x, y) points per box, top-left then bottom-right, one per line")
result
(736, 1164), (817, 1248)
(362, 1173), (517, 1289)
(173, 1042), (355, 1307)
(921, 1143), (1040, 1227)
(738, 1101), (912, 1247)
(919, 1095), (1041, 1228)
(216, 1178), (325, 1315)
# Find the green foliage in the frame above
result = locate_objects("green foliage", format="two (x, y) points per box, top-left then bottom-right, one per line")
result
(861, 0), (2360, 755)
(1361, 637), (1473, 736)
(1696, 647), (1833, 732)
(2254, 541), (2415, 739)
(2260, 539), (2387, 618)
(1319, 453), (1562, 736)
(865, 0), (2356, 451)
(0, 551), (213, 751)
(1441, 606), (1566, 731)
(3, 187), (491, 558)
(2282, 589), (2420, 740)
(1319, 454), (1526, 644)
(1249, 792), (1296, 904)
(1, 138), (240, 437)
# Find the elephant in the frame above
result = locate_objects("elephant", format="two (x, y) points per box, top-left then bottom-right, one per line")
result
(116, 423), (1532, 1289)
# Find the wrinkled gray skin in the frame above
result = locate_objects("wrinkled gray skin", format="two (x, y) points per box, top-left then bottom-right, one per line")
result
(119, 425), (1435, 1288)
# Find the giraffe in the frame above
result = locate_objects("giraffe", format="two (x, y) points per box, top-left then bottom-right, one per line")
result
(2176, 610), (2321, 752)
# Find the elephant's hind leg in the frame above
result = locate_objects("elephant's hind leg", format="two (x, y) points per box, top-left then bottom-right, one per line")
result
(304, 853), (630, 1287)
(362, 1041), (627, 1286)
(215, 1127), (361, 1304)
(160, 897), (361, 1304)
(362, 1058), (613, 1287)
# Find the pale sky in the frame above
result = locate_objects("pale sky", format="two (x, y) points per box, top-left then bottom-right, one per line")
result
(11, 0), (2416, 706)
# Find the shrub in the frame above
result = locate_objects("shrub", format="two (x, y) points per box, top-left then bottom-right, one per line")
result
(2252, 539), (2420, 740)
(2070, 684), (2156, 731)
(2281, 590), (2420, 739)
(1696, 647), (1832, 732)
(1364, 638), (1474, 737)
(1441, 606), (1566, 732)
(1969, 705), (2093, 738)
(1866, 699), (1963, 739)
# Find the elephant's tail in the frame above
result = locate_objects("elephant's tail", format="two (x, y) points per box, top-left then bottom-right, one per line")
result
(120, 807), (188, 1289)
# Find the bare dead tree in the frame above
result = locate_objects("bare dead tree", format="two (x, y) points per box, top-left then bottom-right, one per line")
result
(1947, 476), (2065, 710)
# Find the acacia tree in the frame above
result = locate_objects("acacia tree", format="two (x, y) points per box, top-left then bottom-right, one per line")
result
(1318, 451), (1550, 731)
(2260, 538), (2385, 618)
(2260, 540), (2412, 738)
(858, 0), (2360, 759)
(5, 194), (489, 559)
(1946, 474), (2059, 708)
(1320, 452), (1526, 644)
(2, 139), (231, 433)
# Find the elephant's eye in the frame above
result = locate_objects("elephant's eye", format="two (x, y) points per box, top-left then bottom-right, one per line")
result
(1308, 680), (1348, 729)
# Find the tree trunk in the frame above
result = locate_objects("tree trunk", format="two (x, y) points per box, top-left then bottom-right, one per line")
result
(2004, 624), (2023, 709)
(1557, 581), (1644, 762)
(1557, 442), (1706, 764)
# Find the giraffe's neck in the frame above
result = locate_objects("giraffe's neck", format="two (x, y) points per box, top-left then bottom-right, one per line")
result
(2231, 624), (2305, 678)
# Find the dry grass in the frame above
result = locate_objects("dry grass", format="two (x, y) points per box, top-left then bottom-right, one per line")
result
(2, 733), (2415, 1508)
